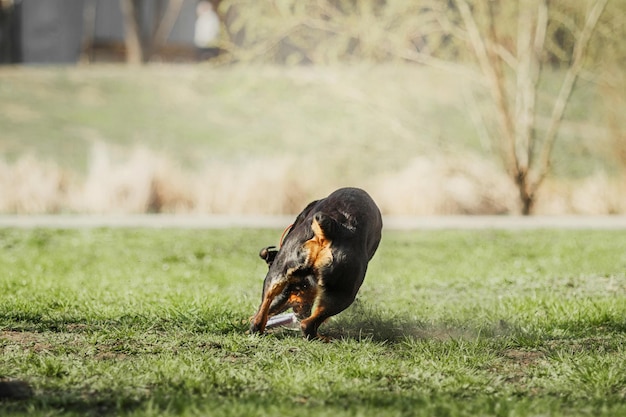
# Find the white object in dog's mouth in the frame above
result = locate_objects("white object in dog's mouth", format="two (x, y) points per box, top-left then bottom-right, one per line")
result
(266, 312), (298, 329)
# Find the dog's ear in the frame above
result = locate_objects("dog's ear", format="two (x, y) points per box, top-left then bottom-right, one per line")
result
(303, 213), (334, 269)
(259, 246), (278, 266)
(312, 212), (337, 243)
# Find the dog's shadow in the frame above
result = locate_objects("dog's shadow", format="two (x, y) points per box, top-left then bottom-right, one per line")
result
(323, 301), (428, 343)
(271, 301), (446, 343)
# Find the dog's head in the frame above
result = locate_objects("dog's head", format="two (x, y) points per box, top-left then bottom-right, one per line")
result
(260, 212), (335, 294)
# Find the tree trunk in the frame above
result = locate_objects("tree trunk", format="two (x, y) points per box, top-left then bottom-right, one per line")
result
(148, 0), (184, 60)
(516, 173), (535, 216)
(119, 0), (144, 64)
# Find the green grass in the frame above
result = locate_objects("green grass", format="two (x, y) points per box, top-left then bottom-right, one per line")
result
(1, 227), (625, 416)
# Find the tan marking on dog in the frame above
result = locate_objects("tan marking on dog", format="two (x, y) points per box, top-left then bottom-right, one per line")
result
(251, 280), (288, 333)
(303, 217), (333, 269)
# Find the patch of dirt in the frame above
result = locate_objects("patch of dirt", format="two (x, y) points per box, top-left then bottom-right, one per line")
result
(1, 330), (55, 353)
(65, 323), (90, 333)
(488, 349), (546, 385)
(93, 351), (129, 361)
(1, 330), (131, 361)
(546, 336), (620, 354)
(502, 348), (545, 367)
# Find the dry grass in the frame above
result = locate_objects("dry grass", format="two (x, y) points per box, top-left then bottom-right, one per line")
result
(0, 155), (71, 214)
(371, 154), (519, 215)
(1, 142), (625, 215)
(534, 173), (626, 215)
(0, 143), (321, 215)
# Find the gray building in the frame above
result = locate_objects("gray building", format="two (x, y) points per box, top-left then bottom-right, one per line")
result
(1, 0), (201, 64)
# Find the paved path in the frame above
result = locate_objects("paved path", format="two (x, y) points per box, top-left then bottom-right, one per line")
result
(1, 215), (626, 230)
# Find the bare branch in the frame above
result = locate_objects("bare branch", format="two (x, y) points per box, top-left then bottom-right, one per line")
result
(119, 0), (144, 64)
(514, 0), (548, 173)
(455, 0), (492, 82)
(493, 43), (518, 70)
(150, 0), (185, 59)
(533, 0), (609, 189)
(397, 48), (480, 80)
(514, 1), (534, 173)
(533, 0), (548, 59)
(455, 0), (518, 177)
(527, 0), (548, 167)
(435, 4), (517, 69)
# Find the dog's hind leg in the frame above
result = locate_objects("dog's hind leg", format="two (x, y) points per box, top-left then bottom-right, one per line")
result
(299, 290), (354, 341)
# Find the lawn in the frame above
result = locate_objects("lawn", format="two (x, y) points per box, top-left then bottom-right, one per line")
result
(1, 227), (625, 416)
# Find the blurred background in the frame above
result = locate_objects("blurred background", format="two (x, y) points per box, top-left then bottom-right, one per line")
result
(0, 0), (624, 215)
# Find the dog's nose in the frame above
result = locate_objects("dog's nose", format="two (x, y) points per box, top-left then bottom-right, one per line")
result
(249, 322), (261, 334)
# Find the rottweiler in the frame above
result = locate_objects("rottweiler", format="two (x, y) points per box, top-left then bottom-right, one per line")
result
(250, 187), (382, 340)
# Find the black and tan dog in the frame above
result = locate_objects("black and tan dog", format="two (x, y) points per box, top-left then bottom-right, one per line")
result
(250, 187), (382, 340)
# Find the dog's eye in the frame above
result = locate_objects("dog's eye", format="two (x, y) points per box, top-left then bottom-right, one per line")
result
(293, 267), (313, 277)
(287, 266), (312, 278)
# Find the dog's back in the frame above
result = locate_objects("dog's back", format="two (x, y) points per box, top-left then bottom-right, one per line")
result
(300, 188), (381, 298)
(312, 187), (382, 260)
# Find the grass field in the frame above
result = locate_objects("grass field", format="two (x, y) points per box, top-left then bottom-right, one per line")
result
(1, 227), (625, 416)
